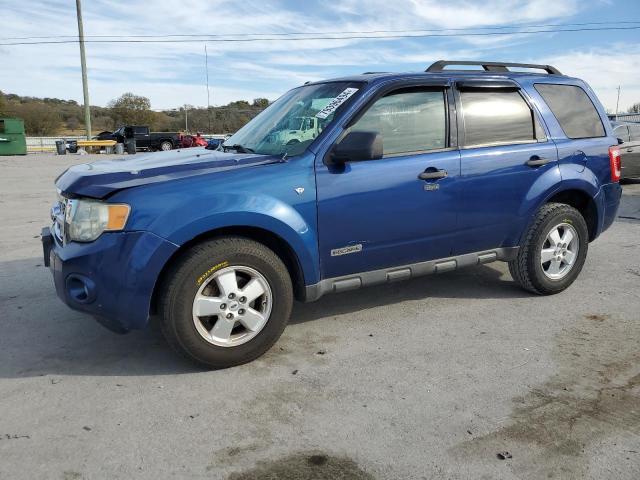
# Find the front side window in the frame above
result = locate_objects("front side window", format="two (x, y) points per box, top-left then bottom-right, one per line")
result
(535, 84), (605, 139)
(350, 89), (447, 156)
(223, 81), (362, 157)
(460, 90), (539, 147)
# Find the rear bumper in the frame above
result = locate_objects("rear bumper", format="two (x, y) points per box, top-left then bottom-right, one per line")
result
(596, 182), (623, 237)
(42, 228), (179, 333)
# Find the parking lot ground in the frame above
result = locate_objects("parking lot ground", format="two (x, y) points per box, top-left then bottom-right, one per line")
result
(1, 154), (639, 480)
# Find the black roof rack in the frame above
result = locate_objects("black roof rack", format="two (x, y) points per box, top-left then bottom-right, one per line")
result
(426, 60), (562, 75)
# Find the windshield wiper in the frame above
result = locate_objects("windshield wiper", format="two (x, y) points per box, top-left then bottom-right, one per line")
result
(223, 144), (254, 154)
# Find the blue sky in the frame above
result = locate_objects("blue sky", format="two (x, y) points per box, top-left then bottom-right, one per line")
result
(0, 0), (639, 111)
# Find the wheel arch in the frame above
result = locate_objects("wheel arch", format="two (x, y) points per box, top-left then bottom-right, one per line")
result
(511, 180), (601, 248)
(150, 225), (308, 315)
(544, 188), (599, 241)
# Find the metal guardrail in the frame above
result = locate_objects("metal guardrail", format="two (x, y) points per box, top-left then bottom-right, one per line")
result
(26, 136), (85, 153)
(608, 114), (640, 123)
(26, 134), (229, 153)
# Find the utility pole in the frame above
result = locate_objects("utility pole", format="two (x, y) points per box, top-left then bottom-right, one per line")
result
(75, 0), (92, 140)
(205, 44), (212, 133)
(615, 85), (621, 120)
(184, 105), (188, 132)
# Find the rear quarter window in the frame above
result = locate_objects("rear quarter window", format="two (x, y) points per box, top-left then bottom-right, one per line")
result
(534, 84), (605, 139)
(629, 125), (640, 142)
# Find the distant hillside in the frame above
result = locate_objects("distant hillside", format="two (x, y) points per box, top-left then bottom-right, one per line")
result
(0, 90), (268, 136)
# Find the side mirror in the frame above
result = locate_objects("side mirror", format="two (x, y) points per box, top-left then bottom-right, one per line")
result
(328, 131), (383, 165)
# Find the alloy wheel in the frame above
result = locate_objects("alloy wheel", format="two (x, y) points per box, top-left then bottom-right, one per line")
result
(540, 223), (579, 280)
(192, 266), (272, 347)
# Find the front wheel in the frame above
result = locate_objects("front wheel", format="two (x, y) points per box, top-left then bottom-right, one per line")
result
(509, 203), (589, 295)
(159, 237), (293, 368)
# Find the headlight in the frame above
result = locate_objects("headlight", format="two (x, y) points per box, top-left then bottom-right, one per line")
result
(65, 199), (131, 242)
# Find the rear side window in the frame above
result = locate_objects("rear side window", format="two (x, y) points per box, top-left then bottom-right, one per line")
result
(460, 90), (541, 147)
(351, 89), (447, 156)
(535, 84), (605, 139)
(614, 125), (630, 143)
(629, 125), (640, 142)
(134, 126), (147, 134)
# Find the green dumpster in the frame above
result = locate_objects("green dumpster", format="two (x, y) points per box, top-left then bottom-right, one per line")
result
(0, 118), (27, 155)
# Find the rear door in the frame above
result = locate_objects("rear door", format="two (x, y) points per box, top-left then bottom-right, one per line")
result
(454, 81), (559, 254)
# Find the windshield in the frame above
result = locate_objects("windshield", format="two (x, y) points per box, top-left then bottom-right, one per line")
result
(222, 81), (363, 157)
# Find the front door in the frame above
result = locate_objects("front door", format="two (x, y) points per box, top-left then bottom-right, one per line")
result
(134, 126), (150, 149)
(316, 86), (461, 279)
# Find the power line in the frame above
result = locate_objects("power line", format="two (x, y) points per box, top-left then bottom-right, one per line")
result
(2, 20), (640, 41)
(2, 25), (640, 46)
(3, 20), (640, 41)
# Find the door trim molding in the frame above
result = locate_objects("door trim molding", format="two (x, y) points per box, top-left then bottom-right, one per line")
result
(303, 247), (519, 302)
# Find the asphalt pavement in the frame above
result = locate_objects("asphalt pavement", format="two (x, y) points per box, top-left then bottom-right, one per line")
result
(1, 154), (639, 479)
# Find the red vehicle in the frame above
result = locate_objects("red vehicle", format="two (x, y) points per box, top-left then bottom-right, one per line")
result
(180, 133), (208, 148)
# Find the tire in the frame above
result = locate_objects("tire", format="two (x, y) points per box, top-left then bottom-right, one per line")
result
(159, 237), (293, 368)
(160, 141), (173, 151)
(509, 203), (589, 295)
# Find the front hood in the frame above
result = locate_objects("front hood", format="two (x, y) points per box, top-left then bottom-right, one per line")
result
(56, 148), (283, 198)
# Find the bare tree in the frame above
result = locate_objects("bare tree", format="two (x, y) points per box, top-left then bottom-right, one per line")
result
(15, 103), (62, 135)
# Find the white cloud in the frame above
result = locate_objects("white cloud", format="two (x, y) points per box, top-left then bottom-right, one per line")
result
(0, 0), (632, 113)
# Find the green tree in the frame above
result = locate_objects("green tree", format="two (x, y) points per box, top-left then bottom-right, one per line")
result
(108, 92), (154, 126)
(228, 100), (250, 109)
(629, 102), (640, 114)
(0, 90), (5, 116)
(252, 98), (270, 109)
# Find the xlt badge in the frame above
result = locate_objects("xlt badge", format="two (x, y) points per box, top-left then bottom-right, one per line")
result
(331, 244), (363, 256)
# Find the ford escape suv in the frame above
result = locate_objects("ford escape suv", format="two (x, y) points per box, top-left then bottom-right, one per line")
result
(42, 60), (623, 368)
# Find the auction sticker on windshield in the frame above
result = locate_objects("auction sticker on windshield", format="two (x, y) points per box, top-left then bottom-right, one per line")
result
(315, 88), (359, 119)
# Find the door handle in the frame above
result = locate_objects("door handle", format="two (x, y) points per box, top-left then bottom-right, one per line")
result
(627, 148), (633, 153)
(418, 168), (448, 180)
(526, 156), (551, 167)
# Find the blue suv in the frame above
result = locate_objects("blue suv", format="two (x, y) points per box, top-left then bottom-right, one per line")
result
(42, 60), (623, 368)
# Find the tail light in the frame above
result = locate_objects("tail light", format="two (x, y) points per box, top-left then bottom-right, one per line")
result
(609, 146), (621, 182)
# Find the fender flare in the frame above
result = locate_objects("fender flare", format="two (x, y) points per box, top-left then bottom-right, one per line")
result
(156, 196), (320, 286)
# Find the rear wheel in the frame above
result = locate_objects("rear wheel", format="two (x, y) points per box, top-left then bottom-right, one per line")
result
(160, 141), (172, 151)
(509, 203), (589, 295)
(159, 237), (293, 368)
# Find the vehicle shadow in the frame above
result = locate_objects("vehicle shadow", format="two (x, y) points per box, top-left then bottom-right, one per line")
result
(291, 262), (527, 324)
(0, 256), (203, 379)
(0, 256), (525, 379)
